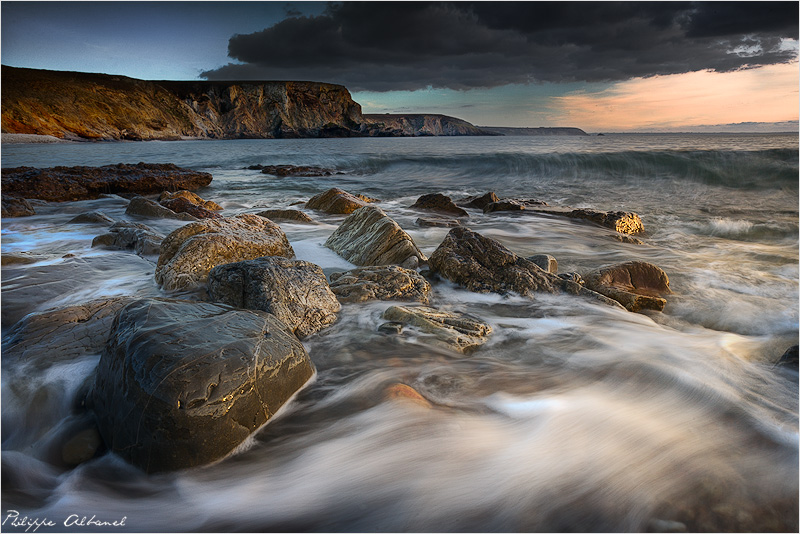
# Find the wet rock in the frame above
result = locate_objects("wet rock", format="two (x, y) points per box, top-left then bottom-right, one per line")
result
(428, 227), (561, 296)
(410, 193), (468, 217)
(355, 193), (380, 203)
(92, 221), (164, 256)
(88, 298), (314, 473)
(483, 200), (526, 213)
(329, 265), (431, 303)
(582, 261), (671, 312)
(378, 322), (405, 335)
(125, 196), (197, 221)
(68, 211), (115, 225)
(558, 272), (584, 285)
(569, 208), (644, 235)
(614, 233), (646, 245)
(383, 305), (492, 353)
(159, 190), (222, 211)
(306, 187), (372, 214)
(527, 254), (558, 274)
(383, 383), (432, 408)
(1, 252), (47, 266)
(208, 256), (339, 339)
(777, 345), (798, 368)
(457, 191), (499, 210)
(160, 197), (222, 219)
(256, 209), (315, 223)
(1, 196), (36, 217)
(325, 206), (427, 267)
(247, 164), (335, 177)
(155, 214), (295, 291)
(61, 427), (102, 466)
(416, 217), (462, 228)
(1, 163), (213, 202)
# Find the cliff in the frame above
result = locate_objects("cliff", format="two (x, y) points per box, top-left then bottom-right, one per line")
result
(1, 66), (492, 140)
(362, 114), (498, 137)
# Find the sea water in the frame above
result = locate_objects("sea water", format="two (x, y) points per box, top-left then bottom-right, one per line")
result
(1, 134), (798, 531)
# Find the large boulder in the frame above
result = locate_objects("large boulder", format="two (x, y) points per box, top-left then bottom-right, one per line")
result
(582, 261), (671, 312)
(329, 265), (431, 303)
(428, 227), (560, 296)
(410, 193), (468, 217)
(208, 257), (339, 339)
(382, 305), (492, 353)
(1, 163), (213, 202)
(306, 187), (372, 215)
(158, 190), (222, 211)
(88, 298), (314, 473)
(155, 214), (294, 290)
(91, 221), (164, 256)
(325, 206), (427, 267)
(125, 196), (197, 221)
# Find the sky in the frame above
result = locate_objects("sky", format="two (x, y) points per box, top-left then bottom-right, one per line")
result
(2, 1), (798, 132)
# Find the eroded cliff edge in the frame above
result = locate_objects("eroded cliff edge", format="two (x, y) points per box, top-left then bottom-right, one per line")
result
(1, 66), (492, 140)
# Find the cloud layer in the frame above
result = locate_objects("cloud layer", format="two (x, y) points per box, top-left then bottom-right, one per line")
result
(201, 2), (799, 91)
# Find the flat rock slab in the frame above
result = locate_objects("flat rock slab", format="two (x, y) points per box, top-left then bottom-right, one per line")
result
(329, 265), (431, 303)
(1, 163), (212, 202)
(208, 256), (340, 339)
(428, 227), (560, 296)
(582, 261), (671, 312)
(325, 206), (426, 267)
(382, 305), (492, 353)
(306, 187), (373, 215)
(155, 214), (295, 291)
(89, 298), (314, 473)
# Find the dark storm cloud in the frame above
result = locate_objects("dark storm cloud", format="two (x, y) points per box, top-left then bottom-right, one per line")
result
(201, 2), (799, 90)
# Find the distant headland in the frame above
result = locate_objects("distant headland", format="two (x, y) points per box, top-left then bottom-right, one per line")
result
(1, 66), (586, 141)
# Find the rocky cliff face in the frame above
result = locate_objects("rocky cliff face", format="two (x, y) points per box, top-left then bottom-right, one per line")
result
(2, 66), (493, 140)
(1, 66), (365, 140)
(362, 114), (496, 137)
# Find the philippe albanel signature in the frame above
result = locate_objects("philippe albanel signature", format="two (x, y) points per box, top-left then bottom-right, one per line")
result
(3, 510), (127, 532)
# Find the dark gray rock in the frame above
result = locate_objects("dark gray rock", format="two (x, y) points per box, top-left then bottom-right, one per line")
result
(208, 257), (339, 339)
(329, 265), (431, 304)
(527, 254), (558, 274)
(778, 345), (798, 369)
(428, 227), (561, 296)
(457, 192), (499, 210)
(68, 211), (115, 225)
(410, 193), (468, 217)
(125, 196), (197, 221)
(89, 298), (315, 473)
(92, 221), (164, 256)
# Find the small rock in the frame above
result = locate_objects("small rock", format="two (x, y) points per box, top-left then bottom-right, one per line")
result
(410, 193), (468, 217)
(68, 211), (115, 225)
(527, 254), (558, 274)
(246, 164), (335, 177)
(382, 305), (492, 353)
(325, 206), (427, 267)
(483, 200), (526, 213)
(91, 221), (164, 256)
(416, 217), (462, 228)
(125, 196), (197, 221)
(778, 345), (798, 368)
(160, 197), (222, 219)
(569, 208), (644, 235)
(378, 322), (405, 335)
(558, 272), (584, 285)
(158, 190), (222, 211)
(457, 192), (499, 210)
(62, 427), (102, 466)
(383, 383), (432, 408)
(582, 261), (671, 312)
(256, 209), (315, 223)
(306, 187), (372, 214)
(329, 265), (431, 304)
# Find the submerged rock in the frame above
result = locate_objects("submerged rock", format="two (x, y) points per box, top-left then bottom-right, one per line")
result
(325, 206), (427, 267)
(89, 298), (314, 473)
(306, 187), (373, 214)
(61, 427), (102, 466)
(91, 221), (164, 256)
(415, 217), (462, 228)
(68, 210), (115, 225)
(256, 209), (315, 223)
(125, 196), (197, 221)
(1, 163), (212, 202)
(569, 208), (644, 235)
(155, 214), (294, 290)
(457, 191), (499, 210)
(582, 261), (671, 312)
(428, 227), (560, 296)
(777, 345), (798, 369)
(1, 196), (36, 217)
(382, 305), (492, 353)
(329, 265), (431, 303)
(208, 256), (339, 339)
(410, 193), (468, 217)
(383, 383), (432, 408)
(159, 190), (222, 211)
(247, 164), (335, 177)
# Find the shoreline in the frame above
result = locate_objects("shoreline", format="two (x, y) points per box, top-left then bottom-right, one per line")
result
(2, 133), (72, 144)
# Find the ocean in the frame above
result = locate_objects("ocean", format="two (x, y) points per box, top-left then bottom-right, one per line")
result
(1, 133), (798, 531)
